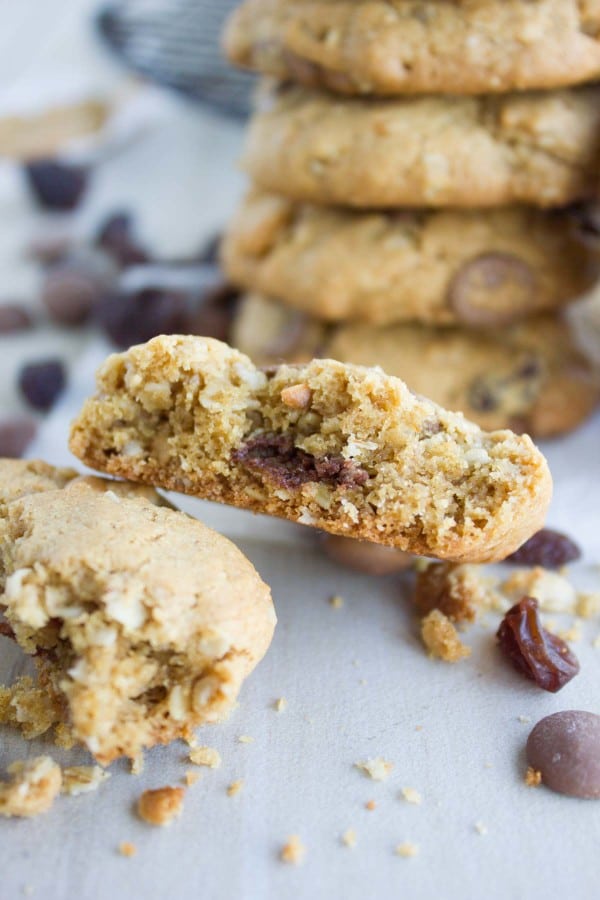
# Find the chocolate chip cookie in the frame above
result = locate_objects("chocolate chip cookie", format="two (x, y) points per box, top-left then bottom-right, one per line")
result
(69, 334), (552, 563)
(224, 0), (600, 96)
(243, 82), (600, 208)
(222, 192), (597, 326)
(231, 294), (600, 438)
(0, 467), (275, 764)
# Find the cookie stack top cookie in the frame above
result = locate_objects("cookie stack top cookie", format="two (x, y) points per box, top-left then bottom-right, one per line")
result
(220, 0), (600, 437)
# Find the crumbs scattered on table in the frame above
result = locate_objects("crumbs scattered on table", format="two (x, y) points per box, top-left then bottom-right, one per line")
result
(137, 787), (184, 826)
(184, 770), (201, 787)
(474, 822), (488, 836)
(365, 800), (377, 811)
(341, 828), (357, 848)
(274, 697), (287, 713)
(395, 842), (419, 858)
(525, 767), (543, 787)
(130, 754), (144, 775)
(280, 835), (306, 865)
(238, 735), (254, 744)
(0, 756), (62, 818)
(355, 758), (394, 781)
(227, 779), (244, 797)
(329, 594), (344, 609)
(61, 765), (110, 796)
(400, 787), (422, 805)
(518, 716), (531, 724)
(577, 592), (600, 619)
(421, 609), (471, 662)
(189, 746), (222, 768)
(118, 841), (137, 858)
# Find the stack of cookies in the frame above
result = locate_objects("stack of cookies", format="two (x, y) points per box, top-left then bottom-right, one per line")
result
(221, 0), (600, 438)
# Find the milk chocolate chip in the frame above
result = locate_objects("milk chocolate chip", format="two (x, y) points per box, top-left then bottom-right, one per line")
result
(527, 711), (600, 799)
(448, 253), (537, 326)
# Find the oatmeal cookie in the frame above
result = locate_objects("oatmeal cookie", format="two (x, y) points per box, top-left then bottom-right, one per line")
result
(232, 295), (599, 438)
(222, 192), (597, 326)
(69, 334), (552, 563)
(224, 0), (600, 96)
(243, 82), (600, 208)
(0, 480), (275, 764)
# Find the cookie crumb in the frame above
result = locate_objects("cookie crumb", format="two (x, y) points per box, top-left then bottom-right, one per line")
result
(137, 786), (184, 826)
(274, 697), (287, 713)
(577, 592), (600, 619)
(518, 716), (531, 724)
(421, 609), (471, 662)
(415, 725), (423, 731)
(189, 746), (221, 768)
(400, 787), (422, 805)
(329, 594), (344, 609)
(62, 765), (110, 796)
(130, 754), (144, 775)
(395, 842), (419, 858)
(184, 770), (201, 787)
(414, 562), (495, 623)
(525, 766), (542, 787)
(0, 756), (62, 818)
(355, 757), (394, 781)
(227, 779), (244, 797)
(238, 735), (254, 744)
(0, 676), (59, 739)
(53, 722), (76, 750)
(341, 828), (357, 848)
(119, 841), (137, 858)
(280, 835), (306, 865)
(474, 822), (488, 836)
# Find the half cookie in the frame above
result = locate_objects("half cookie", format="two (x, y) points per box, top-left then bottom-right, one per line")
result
(0, 464), (275, 764)
(70, 335), (552, 563)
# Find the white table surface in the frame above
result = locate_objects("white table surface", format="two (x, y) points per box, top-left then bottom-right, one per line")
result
(1, 4), (600, 899)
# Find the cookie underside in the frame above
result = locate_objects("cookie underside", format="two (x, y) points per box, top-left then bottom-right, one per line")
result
(69, 336), (552, 563)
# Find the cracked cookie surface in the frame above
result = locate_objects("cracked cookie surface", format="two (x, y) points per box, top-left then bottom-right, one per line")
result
(243, 82), (600, 208)
(224, 0), (600, 96)
(70, 335), (552, 563)
(0, 473), (275, 764)
(223, 192), (597, 326)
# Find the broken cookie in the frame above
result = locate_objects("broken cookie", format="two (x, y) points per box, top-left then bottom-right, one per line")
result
(70, 335), (552, 563)
(0, 469), (275, 764)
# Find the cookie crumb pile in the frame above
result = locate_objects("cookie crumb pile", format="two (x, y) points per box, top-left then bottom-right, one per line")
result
(221, 0), (600, 439)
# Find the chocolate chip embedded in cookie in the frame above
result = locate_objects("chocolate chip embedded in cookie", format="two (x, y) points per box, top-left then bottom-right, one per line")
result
(70, 334), (552, 564)
(242, 82), (600, 209)
(224, 0), (600, 96)
(0, 479), (275, 764)
(222, 193), (597, 326)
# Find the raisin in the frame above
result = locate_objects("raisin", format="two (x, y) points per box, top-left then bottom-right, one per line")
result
(18, 359), (66, 411)
(496, 596), (580, 693)
(96, 212), (149, 267)
(24, 160), (89, 210)
(505, 528), (581, 568)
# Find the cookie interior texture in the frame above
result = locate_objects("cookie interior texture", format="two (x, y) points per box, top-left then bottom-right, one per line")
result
(0, 466), (275, 763)
(232, 295), (600, 439)
(70, 335), (552, 563)
(224, 0), (600, 96)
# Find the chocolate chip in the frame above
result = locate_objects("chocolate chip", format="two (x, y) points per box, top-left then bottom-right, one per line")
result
(96, 287), (189, 348)
(320, 533), (414, 575)
(0, 417), (37, 457)
(233, 432), (368, 489)
(448, 253), (537, 326)
(505, 528), (581, 569)
(41, 262), (110, 326)
(0, 304), (33, 334)
(24, 160), (89, 211)
(18, 359), (66, 411)
(96, 212), (149, 267)
(527, 711), (600, 799)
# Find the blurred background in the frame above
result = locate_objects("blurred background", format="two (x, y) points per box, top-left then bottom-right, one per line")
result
(0, 0), (252, 458)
